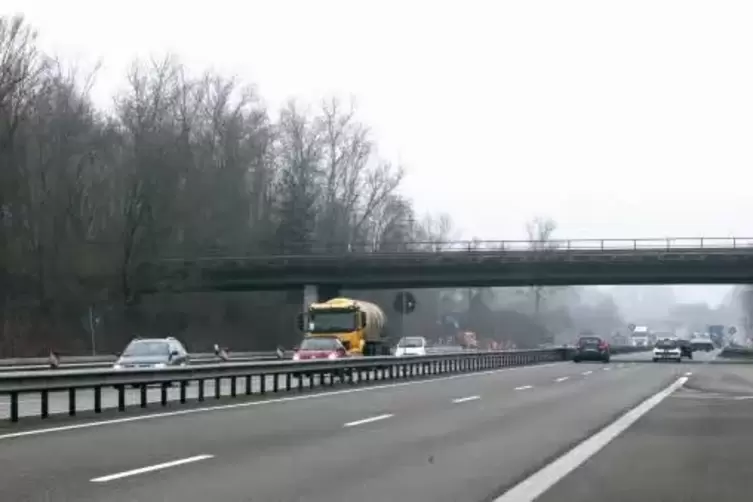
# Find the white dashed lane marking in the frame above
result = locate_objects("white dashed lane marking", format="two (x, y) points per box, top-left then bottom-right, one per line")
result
(91, 454), (214, 483)
(452, 395), (481, 404)
(343, 414), (394, 428)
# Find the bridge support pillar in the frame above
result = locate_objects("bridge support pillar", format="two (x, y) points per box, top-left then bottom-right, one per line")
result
(303, 284), (341, 305)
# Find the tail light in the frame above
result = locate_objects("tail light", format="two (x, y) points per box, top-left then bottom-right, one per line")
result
(292, 353), (301, 361)
(327, 352), (339, 360)
(599, 342), (608, 350)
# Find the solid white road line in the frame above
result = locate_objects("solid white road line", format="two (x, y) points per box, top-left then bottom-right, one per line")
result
(452, 395), (481, 404)
(90, 454), (214, 483)
(555, 377), (569, 383)
(582, 371), (593, 376)
(603, 367), (611, 371)
(343, 414), (393, 428)
(0, 362), (564, 441)
(514, 385), (533, 391)
(494, 376), (689, 502)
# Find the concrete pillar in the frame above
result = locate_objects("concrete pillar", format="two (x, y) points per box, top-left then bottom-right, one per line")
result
(302, 284), (343, 313)
(315, 284), (342, 303)
(303, 285), (318, 312)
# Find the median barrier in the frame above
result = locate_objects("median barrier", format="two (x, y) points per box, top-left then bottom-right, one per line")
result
(0, 348), (565, 423)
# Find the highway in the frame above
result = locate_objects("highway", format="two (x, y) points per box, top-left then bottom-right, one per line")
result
(2, 350), (749, 501)
(0, 350), (664, 421)
(0, 350), (721, 421)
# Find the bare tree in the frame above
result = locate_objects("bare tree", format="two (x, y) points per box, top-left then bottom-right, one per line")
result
(0, 15), (451, 356)
(525, 216), (563, 316)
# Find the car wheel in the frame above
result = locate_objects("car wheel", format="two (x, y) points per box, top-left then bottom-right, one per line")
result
(573, 358), (581, 363)
(652, 358), (658, 362)
(677, 357), (682, 363)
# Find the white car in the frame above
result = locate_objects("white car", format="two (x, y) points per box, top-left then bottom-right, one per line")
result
(653, 339), (682, 362)
(394, 336), (428, 357)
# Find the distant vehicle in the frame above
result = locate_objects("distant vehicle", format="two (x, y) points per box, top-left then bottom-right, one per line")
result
(113, 337), (189, 370)
(292, 336), (349, 361)
(573, 336), (610, 363)
(653, 339), (682, 362)
(395, 336), (428, 357)
(690, 338), (715, 352)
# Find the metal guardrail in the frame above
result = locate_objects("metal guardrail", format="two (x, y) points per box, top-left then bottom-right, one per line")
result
(160, 237), (753, 259)
(0, 349), (565, 423)
(0, 351), (286, 372)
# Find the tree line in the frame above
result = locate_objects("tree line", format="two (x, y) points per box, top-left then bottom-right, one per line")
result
(0, 16), (455, 356)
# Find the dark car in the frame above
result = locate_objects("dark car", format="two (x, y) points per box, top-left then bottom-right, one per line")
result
(114, 337), (189, 370)
(676, 339), (693, 359)
(573, 336), (610, 363)
(114, 337), (190, 387)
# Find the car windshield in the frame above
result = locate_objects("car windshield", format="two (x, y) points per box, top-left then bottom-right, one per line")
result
(300, 338), (341, 351)
(578, 337), (601, 346)
(398, 337), (425, 348)
(308, 311), (357, 333)
(656, 340), (678, 349)
(122, 341), (170, 357)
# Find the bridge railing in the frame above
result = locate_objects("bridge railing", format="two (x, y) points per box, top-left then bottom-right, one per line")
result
(0, 349), (565, 423)
(159, 237), (753, 259)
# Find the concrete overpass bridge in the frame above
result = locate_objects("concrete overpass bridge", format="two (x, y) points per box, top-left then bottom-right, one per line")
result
(134, 237), (753, 302)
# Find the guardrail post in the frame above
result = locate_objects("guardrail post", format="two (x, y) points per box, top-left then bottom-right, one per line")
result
(41, 390), (49, 418)
(69, 388), (76, 416)
(260, 374), (267, 394)
(273, 374), (280, 392)
(214, 377), (222, 400)
(231, 376), (237, 396)
(245, 375), (252, 395)
(180, 381), (187, 403)
(160, 383), (168, 406)
(140, 385), (147, 408)
(117, 385), (125, 411)
(10, 391), (18, 422)
(286, 373), (292, 391)
(94, 386), (102, 413)
(198, 380), (205, 401)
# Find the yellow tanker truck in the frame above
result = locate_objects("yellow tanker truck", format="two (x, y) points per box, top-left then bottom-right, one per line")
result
(296, 297), (390, 356)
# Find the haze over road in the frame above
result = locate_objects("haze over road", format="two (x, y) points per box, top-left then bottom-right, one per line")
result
(2, 353), (750, 501)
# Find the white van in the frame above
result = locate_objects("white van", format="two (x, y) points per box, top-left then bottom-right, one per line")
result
(394, 336), (428, 356)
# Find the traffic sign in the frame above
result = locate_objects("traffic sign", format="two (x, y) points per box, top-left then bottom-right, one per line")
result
(394, 291), (417, 315)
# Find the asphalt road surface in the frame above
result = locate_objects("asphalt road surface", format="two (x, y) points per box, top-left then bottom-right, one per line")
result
(1, 354), (749, 501)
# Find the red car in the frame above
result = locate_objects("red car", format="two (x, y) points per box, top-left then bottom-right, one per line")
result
(292, 337), (348, 361)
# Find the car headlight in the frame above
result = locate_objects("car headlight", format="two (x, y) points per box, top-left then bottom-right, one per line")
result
(113, 364), (122, 370)
(153, 363), (166, 369)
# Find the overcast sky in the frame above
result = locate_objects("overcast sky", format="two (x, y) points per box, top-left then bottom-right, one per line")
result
(6, 0), (750, 306)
